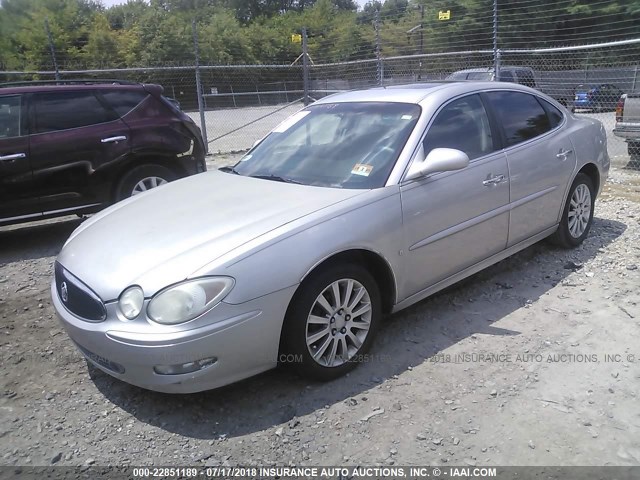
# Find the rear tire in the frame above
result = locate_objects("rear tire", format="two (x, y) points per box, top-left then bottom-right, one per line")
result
(549, 173), (595, 248)
(116, 164), (176, 201)
(281, 263), (381, 381)
(628, 142), (640, 159)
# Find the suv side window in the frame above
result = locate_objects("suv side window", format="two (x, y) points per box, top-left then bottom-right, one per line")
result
(498, 70), (515, 82)
(486, 91), (551, 147)
(100, 90), (148, 117)
(423, 94), (494, 161)
(34, 91), (117, 134)
(0, 95), (21, 139)
(517, 69), (536, 88)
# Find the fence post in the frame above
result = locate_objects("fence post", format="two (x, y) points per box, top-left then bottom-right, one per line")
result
(302, 27), (310, 106)
(192, 19), (209, 154)
(44, 18), (60, 81)
(375, 9), (383, 86)
(492, 0), (500, 80)
(633, 65), (638, 92)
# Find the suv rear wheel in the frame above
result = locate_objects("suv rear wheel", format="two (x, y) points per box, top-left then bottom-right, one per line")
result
(116, 164), (176, 201)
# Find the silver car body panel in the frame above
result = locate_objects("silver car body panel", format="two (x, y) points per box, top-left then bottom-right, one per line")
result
(53, 81), (610, 393)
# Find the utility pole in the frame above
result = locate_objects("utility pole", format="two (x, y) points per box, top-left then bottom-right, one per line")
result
(492, 0), (500, 80)
(192, 19), (209, 153)
(302, 27), (310, 106)
(375, 9), (383, 86)
(419, 5), (424, 56)
(44, 18), (60, 81)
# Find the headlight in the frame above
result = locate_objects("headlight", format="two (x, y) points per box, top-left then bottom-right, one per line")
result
(147, 277), (234, 325)
(118, 286), (144, 320)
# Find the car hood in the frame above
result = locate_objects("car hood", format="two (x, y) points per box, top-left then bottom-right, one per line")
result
(57, 171), (366, 301)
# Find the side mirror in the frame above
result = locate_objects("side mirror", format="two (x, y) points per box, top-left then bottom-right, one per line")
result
(405, 147), (470, 181)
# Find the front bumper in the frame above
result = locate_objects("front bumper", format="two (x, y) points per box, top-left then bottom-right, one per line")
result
(52, 282), (297, 393)
(613, 124), (640, 142)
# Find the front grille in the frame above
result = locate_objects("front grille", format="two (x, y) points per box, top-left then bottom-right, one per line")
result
(75, 342), (125, 374)
(54, 262), (106, 322)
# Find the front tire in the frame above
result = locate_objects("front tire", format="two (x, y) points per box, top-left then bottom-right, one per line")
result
(116, 164), (176, 201)
(549, 173), (595, 248)
(282, 263), (381, 381)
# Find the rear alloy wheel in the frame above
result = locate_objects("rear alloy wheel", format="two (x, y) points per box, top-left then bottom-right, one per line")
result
(549, 173), (595, 248)
(116, 164), (176, 201)
(282, 264), (381, 381)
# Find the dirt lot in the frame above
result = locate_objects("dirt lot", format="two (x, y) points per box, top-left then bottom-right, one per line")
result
(1, 165), (639, 468)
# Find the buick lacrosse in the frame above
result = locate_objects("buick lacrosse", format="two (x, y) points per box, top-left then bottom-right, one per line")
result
(52, 82), (609, 393)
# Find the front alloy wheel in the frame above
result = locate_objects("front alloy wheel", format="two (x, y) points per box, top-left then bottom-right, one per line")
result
(283, 263), (381, 381)
(306, 278), (372, 368)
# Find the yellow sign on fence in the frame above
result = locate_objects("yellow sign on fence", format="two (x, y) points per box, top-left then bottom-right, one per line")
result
(438, 10), (451, 20)
(291, 34), (302, 44)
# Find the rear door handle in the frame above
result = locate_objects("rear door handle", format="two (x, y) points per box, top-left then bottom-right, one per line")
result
(556, 149), (573, 160)
(483, 174), (505, 186)
(0, 153), (26, 162)
(101, 136), (127, 143)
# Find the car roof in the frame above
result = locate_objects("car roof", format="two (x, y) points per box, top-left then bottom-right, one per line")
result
(312, 81), (539, 105)
(0, 82), (147, 95)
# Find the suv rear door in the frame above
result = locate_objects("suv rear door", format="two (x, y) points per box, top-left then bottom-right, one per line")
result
(29, 89), (131, 214)
(0, 93), (36, 222)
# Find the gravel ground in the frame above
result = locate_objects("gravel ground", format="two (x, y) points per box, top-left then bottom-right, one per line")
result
(1, 165), (639, 467)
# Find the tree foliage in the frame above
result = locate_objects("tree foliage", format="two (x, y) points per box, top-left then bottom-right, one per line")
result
(0, 0), (638, 70)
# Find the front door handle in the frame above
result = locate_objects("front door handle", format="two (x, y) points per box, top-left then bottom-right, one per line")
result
(483, 174), (505, 186)
(556, 149), (573, 160)
(101, 136), (127, 143)
(0, 153), (26, 162)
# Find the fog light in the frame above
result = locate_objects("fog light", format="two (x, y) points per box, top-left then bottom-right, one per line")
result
(153, 357), (217, 375)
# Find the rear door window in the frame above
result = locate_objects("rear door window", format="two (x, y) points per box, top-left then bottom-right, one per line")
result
(485, 91), (552, 147)
(100, 90), (148, 117)
(0, 95), (22, 138)
(33, 91), (118, 133)
(538, 98), (564, 129)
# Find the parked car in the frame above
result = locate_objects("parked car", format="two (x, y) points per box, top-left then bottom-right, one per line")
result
(573, 83), (623, 112)
(0, 80), (206, 226)
(446, 66), (537, 88)
(52, 82), (609, 393)
(446, 66), (571, 107)
(613, 92), (640, 158)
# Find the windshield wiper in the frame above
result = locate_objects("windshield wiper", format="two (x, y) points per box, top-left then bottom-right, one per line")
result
(250, 174), (302, 184)
(219, 166), (240, 175)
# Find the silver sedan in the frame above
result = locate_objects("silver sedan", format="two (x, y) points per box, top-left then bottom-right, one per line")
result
(52, 82), (609, 393)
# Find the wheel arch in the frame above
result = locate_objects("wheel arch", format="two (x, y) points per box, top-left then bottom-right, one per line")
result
(559, 162), (600, 218)
(109, 153), (184, 201)
(577, 162), (600, 195)
(298, 248), (397, 315)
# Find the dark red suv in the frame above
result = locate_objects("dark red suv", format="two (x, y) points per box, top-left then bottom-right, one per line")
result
(0, 81), (206, 226)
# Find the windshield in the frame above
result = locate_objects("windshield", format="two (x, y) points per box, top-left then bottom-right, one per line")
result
(467, 72), (493, 81)
(232, 102), (421, 189)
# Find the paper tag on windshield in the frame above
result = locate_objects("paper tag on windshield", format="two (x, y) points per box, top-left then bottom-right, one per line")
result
(351, 164), (373, 177)
(272, 111), (311, 133)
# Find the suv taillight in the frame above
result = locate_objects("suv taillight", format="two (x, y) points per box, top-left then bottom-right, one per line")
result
(616, 97), (625, 122)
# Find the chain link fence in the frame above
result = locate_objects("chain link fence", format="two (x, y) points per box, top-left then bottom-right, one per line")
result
(2, 40), (639, 169)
